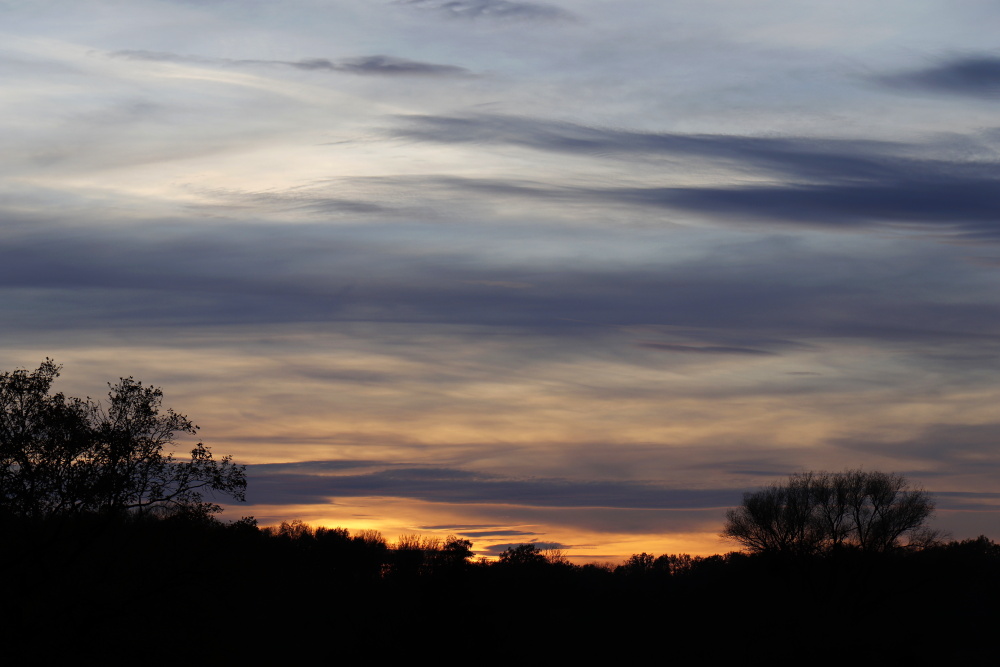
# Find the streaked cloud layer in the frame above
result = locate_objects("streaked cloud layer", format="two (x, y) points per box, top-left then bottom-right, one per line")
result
(880, 55), (1000, 98)
(3, 0), (1000, 558)
(107, 50), (472, 76)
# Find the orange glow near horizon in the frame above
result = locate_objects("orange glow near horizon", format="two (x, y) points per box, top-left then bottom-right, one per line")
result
(229, 496), (737, 563)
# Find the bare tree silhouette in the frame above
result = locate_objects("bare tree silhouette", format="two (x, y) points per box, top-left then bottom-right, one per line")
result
(723, 470), (935, 555)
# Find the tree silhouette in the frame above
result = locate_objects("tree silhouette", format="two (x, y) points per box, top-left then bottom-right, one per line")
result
(0, 360), (246, 520)
(498, 543), (549, 566)
(723, 469), (935, 555)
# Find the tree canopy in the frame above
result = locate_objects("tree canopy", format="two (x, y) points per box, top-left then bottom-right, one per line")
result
(0, 359), (246, 520)
(722, 469), (935, 555)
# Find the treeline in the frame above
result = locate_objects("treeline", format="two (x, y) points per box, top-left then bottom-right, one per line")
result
(9, 507), (1000, 594)
(3, 510), (997, 661)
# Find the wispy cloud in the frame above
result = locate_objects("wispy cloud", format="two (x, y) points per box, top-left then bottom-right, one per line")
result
(392, 114), (906, 180)
(879, 55), (1000, 98)
(637, 343), (776, 356)
(246, 462), (742, 509)
(107, 50), (471, 76)
(835, 423), (1000, 475)
(399, 0), (577, 22)
(391, 114), (1000, 237)
(456, 529), (540, 537)
(601, 178), (1000, 235)
(3, 216), (999, 351)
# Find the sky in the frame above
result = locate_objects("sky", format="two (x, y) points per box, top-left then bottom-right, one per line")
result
(4, 0), (1000, 560)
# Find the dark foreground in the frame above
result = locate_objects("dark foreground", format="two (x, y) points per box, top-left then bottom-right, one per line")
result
(2, 515), (996, 663)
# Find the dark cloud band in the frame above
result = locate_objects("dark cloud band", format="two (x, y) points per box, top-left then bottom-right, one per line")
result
(392, 114), (1000, 236)
(2, 215), (999, 350)
(245, 462), (741, 510)
(879, 55), (1000, 98)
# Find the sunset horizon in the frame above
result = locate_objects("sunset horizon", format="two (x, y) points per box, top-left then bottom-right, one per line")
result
(4, 0), (1000, 564)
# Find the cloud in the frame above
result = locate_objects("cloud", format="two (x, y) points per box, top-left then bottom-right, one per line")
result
(417, 524), (502, 530)
(105, 50), (213, 64)
(834, 423), (1000, 475)
(392, 114), (906, 181)
(935, 491), (1000, 511)
(245, 462), (742, 510)
(107, 50), (470, 76)
(321, 55), (468, 76)
(251, 460), (389, 474)
(463, 280), (533, 289)
(637, 342), (776, 356)
(391, 114), (1000, 237)
(373, 171), (1000, 238)
(399, 0), (576, 22)
(879, 55), (1000, 98)
(602, 178), (1000, 235)
(457, 529), (540, 537)
(196, 186), (392, 216)
(3, 215), (1000, 352)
